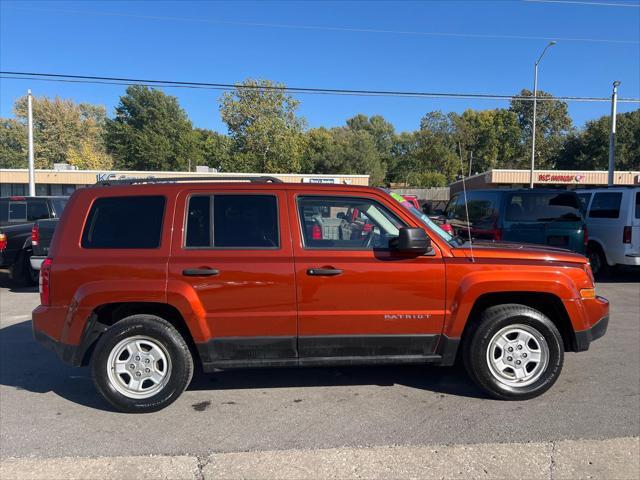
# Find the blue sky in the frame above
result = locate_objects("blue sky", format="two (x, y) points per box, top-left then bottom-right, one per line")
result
(1, 0), (639, 134)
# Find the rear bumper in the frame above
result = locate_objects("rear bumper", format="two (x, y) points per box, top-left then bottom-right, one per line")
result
(30, 256), (45, 270)
(574, 313), (609, 352)
(33, 329), (83, 366)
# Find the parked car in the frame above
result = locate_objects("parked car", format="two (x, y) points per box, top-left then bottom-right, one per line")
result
(33, 177), (608, 412)
(444, 189), (587, 254)
(30, 218), (59, 270)
(0, 196), (68, 285)
(575, 187), (640, 277)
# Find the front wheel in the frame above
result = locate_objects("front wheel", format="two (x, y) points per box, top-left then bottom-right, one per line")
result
(463, 304), (564, 400)
(91, 315), (194, 413)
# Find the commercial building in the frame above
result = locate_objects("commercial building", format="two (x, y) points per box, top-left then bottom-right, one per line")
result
(449, 169), (640, 195)
(0, 168), (369, 196)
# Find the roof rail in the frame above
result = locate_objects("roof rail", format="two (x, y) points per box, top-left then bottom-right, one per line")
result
(96, 175), (284, 186)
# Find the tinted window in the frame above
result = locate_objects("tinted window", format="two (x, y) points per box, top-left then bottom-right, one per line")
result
(506, 192), (582, 222)
(298, 196), (405, 249)
(82, 196), (165, 249)
(636, 192), (640, 219)
(466, 192), (499, 224)
(8, 202), (27, 222)
(0, 201), (7, 223)
(185, 195), (279, 248)
(27, 200), (49, 221)
(589, 192), (622, 219)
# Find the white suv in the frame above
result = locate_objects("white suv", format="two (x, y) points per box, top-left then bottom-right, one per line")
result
(576, 187), (640, 277)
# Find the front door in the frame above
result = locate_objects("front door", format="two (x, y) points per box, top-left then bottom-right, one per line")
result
(289, 192), (447, 362)
(168, 188), (297, 368)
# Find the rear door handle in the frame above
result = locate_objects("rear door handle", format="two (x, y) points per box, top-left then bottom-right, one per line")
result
(182, 268), (220, 276)
(307, 268), (343, 276)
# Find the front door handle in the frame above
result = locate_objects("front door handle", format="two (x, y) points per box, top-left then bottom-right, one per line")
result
(307, 268), (343, 276)
(182, 268), (220, 276)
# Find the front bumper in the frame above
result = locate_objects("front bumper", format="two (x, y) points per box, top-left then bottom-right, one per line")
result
(574, 313), (609, 352)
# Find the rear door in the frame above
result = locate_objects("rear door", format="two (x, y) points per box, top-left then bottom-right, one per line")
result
(588, 191), (623, 264)
(290, 191), (446, 362)
(167, 188), (297, 368)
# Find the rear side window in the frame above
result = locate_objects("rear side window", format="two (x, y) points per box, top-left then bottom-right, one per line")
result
(8, 202), (27, 222)
(82, 196), (165, 249)
(185, 195), (279, 248)
(635, 192), (639, 219)
(506, 192), (581, 222)
(27, 200), (49, 221)
(50, 198), (68, 217)
(589, 192), (622, 219)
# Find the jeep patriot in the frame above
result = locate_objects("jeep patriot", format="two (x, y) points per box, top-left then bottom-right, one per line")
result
(32, 177), (609, 412)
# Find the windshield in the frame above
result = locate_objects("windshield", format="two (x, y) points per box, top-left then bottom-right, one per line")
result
(387, 191), (456, 244)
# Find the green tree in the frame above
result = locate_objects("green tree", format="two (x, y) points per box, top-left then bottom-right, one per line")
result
(0, 118), (27, 168)
(452, 109), (524, 172)
(556, 109), (640, 171)
(304, 127), (387, 185)
(220, 79), (307, 173)
(509, 89), (573, 168)
(105, 85), (197, 171)
(192, 129), (232, 170)
(11, 96), (111, 169)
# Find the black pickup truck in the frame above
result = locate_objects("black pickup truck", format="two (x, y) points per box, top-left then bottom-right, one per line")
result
(30, 218), (59, 271)
(0, 196), (68, 285)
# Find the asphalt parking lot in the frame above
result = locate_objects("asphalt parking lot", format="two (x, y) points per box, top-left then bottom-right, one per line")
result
(0, 271), (638, 461)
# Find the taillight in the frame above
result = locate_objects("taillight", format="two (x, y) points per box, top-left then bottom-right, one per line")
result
(623, 226), (632, 244)
(40, 258), (53, 306)
(583, 224), (589, 248)
(312, 224), (322, 240)
(31, 224), (40, 246)
(0, 233), (6, 251)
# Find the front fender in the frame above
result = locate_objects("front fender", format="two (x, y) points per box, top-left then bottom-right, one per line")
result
(443, 269), (580, 338)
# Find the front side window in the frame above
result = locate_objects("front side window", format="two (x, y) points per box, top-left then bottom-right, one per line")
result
(82, 196), (165, 249)
(298, 196), (405, 249)
(589, 192), (622, 219)
(185, 195), (279, 248)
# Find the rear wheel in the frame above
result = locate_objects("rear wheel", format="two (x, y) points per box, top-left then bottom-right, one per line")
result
(588, 244), (611, 279)
(91, 315), (194, 413)
(10, 250), (39, 287)
(463, 304), (564, 400)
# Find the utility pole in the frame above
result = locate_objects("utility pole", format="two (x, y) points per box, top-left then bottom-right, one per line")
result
(27, 89), (36, 196)
(608, 81), (620, 187)
(529, 41), (556, 189)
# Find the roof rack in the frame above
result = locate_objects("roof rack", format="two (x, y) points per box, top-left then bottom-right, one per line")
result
(96, 175), (284, 186)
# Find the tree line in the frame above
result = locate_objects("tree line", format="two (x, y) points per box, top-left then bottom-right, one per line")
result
(1, 79), (638, 186)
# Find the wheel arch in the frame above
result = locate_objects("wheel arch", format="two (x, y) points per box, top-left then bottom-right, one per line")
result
(79, 302), (201, 367)
(460, 292), (577, 353)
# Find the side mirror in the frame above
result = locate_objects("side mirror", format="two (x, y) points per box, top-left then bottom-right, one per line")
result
(392, 228), (431, 254)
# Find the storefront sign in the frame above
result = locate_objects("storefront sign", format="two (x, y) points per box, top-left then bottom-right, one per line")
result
(302, 177), (339, 184)
(537, 173), (586, 183)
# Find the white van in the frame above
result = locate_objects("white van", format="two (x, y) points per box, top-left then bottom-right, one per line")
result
(576, 187), (640, 276)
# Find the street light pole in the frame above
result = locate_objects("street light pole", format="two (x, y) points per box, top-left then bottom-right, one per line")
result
(27, 89), (36, 197)
(529, 41), (556, 189)
(608, 81), (620, 187)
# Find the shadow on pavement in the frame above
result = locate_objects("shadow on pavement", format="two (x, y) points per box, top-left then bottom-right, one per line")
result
(0, 271), (38, 293)
(0, 320), (486, 412)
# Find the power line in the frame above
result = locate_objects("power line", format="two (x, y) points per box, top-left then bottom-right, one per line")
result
(3, 6), (638, 45)
(1, 71), (639, 104)
(524, 0), (640, 7)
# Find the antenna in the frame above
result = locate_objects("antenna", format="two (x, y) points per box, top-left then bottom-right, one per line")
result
(458, 142), (475, 263)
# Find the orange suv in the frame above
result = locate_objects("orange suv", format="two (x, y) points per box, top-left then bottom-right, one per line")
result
(32, 177), (609, 412)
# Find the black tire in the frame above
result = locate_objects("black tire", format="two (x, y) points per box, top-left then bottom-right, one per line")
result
(91, 315), (194, 413)
(10, 250), (39, 287)
(587, 244), (611, 279)
(463, 304), (564, 400)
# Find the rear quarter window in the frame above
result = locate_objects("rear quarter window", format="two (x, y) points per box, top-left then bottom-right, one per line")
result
(589, 192), (622, 219)
(81, 196), (166, 249)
